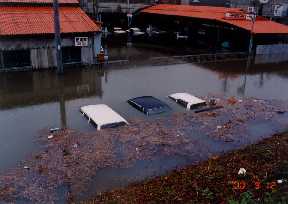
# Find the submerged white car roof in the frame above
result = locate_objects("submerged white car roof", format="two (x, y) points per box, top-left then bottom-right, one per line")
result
(169, 93), (206, 109)
(80, 104), (128, 130)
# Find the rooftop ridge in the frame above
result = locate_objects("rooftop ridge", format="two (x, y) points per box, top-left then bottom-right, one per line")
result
(141, 4), (288, 34)
(0, 0), (79, 5)
(0, 6), (100, 37)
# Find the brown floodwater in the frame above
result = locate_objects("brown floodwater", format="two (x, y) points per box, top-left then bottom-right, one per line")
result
(0, 44), (288, 179)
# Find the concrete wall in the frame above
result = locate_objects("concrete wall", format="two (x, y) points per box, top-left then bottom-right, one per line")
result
(185, 0), (229, 6)
(82, 2), (152, 14)
(255, 43), (288, 63)
(0, 33), (102, 70)
(230, 0), (288, 18)
(81, 0), (228, 14)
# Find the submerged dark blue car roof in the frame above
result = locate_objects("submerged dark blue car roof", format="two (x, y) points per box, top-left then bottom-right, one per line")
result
(130, 96), (166, 108)
(128, 96), (170, 115)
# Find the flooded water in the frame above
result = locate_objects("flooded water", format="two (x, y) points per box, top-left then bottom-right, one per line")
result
(1, 43), (288, 198)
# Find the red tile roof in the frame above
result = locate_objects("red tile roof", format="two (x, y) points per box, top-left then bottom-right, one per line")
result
(0, 6), (101, 36)
(141, 4), (288, 34)
(0, 0), (78, 4)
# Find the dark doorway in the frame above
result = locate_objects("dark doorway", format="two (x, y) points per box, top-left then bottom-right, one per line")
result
(2, 50), (31, 69)
(62, 47), (82, 64)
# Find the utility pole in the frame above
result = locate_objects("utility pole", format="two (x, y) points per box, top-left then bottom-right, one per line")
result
(246, 0), (257, 69)
(53, 0), (64, 74)
(127, 0), (132, 27)
(248, 13), (256, 58)
(93, 0), (99, 20)
(241, 0), (257, 97)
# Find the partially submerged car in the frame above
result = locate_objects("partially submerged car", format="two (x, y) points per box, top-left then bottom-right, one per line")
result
(169, 92), (206, 109)
(127, 96), (170, 115)
(80, 104), (128, 130)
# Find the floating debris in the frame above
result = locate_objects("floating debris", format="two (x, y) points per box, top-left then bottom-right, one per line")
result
(49, 128), (60, 133)
(238, 168), (247, 175)
(227, 97), (238, 105)
(277, 110), (286, 114)
(277, 179), (284, 184)
(73, 143), (78, 148)
(0, 96), (287, 203)
(208, 99), (217, 106)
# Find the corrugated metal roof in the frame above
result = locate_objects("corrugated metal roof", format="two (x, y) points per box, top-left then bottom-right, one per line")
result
(141, 4), (288, 34)
(0, 6), (100, 36)
(0, 0), (78, 4)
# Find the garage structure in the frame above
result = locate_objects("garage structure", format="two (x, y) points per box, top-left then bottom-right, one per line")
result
(136, 4), (288, 53)
(0, 0), (102, 71)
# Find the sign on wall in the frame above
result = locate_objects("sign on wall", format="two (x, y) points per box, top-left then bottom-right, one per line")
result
(75, 37), (89, 47)
(247, 6), (256, 14)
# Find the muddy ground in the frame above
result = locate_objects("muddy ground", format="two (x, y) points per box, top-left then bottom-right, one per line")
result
(0, 96), (288, 203)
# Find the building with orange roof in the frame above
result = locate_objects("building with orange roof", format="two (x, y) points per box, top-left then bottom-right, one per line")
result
(134, 4), (288, 57)
(0, 0), (102, 70)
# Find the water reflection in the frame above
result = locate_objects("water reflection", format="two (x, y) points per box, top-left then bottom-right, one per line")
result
(0, 69), (104, 171)
(1, 44), (288, 171)
(0, 69), (104, 109)
(198, 60), (288, 98)
(59, 95), (67, 129)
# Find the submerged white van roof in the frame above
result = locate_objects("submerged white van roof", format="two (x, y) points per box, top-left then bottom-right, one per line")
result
(80, 104), (128, 130)
(169, 93), (206, 109)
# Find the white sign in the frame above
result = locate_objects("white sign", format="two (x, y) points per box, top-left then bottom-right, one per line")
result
(248, 6), (256, 14)
(75, 37), (89, 47)
(246, 14), (256, 21)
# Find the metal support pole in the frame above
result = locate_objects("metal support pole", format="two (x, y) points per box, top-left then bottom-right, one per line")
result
(93, 0), (99, 20)
(246, 1), (257, 69)
(248, 18), (255, 57)
(96, 0), (99, 20)
(53, 0), (63, 74)
(247, 2), (256, 69)
(242, 1), (257, 97)
(127, 0), (131, 27)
